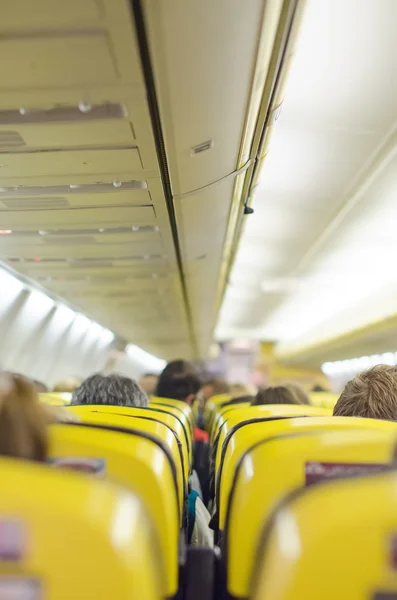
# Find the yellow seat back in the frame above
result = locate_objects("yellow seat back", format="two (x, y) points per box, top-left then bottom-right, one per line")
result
(192, 400), (200, 424)
(151, 396), (194, 429)
(0, 457), (165, 600)
(68, 404), (191, 476)
(214, 404), (332, 478)
(218, 415), (397, 531)
(205, 394), (232, 429)
(69, 410), (186, 521)
(40, 392), (68, 406)
(150, 399), (193, 456)
(49, 423), (179, 597)
(252, 470), (397, 600)
(226, 427), (397, 598)
(209, 400), (252, 444)
(309, 391), (338, 408)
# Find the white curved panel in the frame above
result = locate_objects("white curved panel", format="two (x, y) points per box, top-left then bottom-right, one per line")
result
(145, 0), (266, 194)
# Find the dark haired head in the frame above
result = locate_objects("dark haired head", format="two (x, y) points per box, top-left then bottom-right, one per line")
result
(285, 382), (310, 405)
(159, 360), (197, 379)
(156, 372), (201, 405)
(252, 386), (300, 406)
(312, 384), (327, 392)
(71, 373), (148, 408)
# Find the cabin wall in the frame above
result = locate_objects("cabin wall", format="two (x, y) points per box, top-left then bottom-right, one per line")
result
(0, 271), (114, 388)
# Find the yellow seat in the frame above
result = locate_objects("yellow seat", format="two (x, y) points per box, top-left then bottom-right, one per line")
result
(69, 410), (186, 521)
(205, 394), (232, 430)
(151, 396), (194, 430)
(309, 391), (338, 409)
(68, 404), (191, 476)
(40, 392), (68, 406)
(192, 400), (200, 424)
(213, 404), (332, 480)
(150, 398), (193, 456)
(217, 415), (397, 532)
(209, 396), (246, 440)
(49, 422), (179, 598)
(226, 427), (397, 598)
(0, 457), (165, 600)
(209, 402), (251, 445)
(252, 469), (397, 600)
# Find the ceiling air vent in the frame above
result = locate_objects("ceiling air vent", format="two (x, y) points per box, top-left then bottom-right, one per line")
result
(0, 130), (25, 148)
(42, 236), (97, 245)
(0, 197), (69, 209)
(7, 257), (64, 263)
(36, 275), (87, 282)
(105, 291), (142, 298)
(0, 104), (126, 125)
(69, 260), (113, 268)
(0, 181), (147, 195)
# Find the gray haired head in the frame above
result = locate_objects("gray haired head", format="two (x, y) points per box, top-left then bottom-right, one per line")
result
(71, 373), (148, 408)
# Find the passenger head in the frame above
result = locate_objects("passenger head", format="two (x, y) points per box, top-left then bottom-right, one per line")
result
(201, 378), (230, 401)
(33, 379), (48, 393)
(312, 384), (327, 392)
(71, 373), (148, 408)
(333, 365), (397, 420)
(53, 378), (81, 393)
(229, 383), (252, 398)
(285, 382), (310, 405)
(0, 373), (48, 461)
(252, 386), (301, 406)
(156, 372), (201, 406)
(139, 373), (159, 397)
(158, 360), (197, 380)
(156, 360), (199, 399)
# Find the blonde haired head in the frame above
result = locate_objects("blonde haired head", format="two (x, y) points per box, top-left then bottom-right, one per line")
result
(334, 365), (397, 420)
(0, 373), (48, 461)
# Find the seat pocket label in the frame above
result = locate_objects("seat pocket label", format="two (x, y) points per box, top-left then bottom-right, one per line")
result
(305, 461), (389, 486)
(49, 457), (106, 476)
(0, 578), (41, 599)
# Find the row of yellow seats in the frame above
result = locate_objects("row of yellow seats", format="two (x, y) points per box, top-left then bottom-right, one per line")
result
(40, 392), (195, 436)
(6, 444), (395, 600)
(206, 394), (335, 435)
(205, 391), (339, 438)
(40, 393), (195, 467)
(209, 402), (397, 598)
(38, 395), (195, 598)
(205, 393), (233, 433)
(208, 403), (333, 504)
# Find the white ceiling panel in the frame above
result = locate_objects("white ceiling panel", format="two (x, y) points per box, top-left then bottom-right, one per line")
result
(0, 121), (135, 149)
(217, 0), (397, 362)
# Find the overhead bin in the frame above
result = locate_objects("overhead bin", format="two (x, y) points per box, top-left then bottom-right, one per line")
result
(0, 34), (119, 88)
(2, 0), (105, 28)
(144, 0), (266, 194)
(0, 0), (144, 88)
(174, 173), (244, 353)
